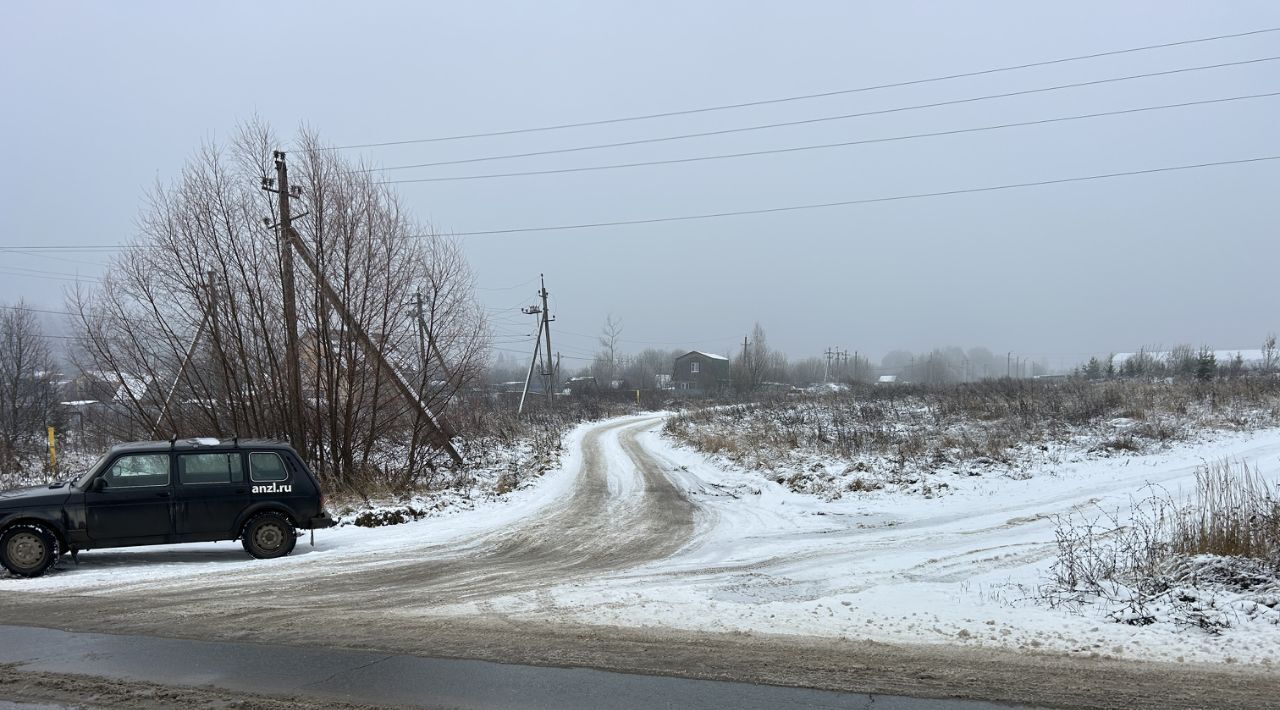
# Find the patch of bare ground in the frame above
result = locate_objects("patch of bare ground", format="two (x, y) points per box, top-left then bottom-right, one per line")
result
(0, 663), (396, 710)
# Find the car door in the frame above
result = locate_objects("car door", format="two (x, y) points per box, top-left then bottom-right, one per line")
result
(174, 451), (248, 541)
(84, 452), (174, 544)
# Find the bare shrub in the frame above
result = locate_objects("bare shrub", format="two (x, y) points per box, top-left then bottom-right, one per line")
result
(1043, 459), (1279, 628)
(846, 477), (882, 492)
(1044, 491), (1172, 611)
(1093, 435), (1142, 454)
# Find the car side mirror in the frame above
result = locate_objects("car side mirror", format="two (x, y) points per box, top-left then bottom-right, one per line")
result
(89, 478), (107, 492)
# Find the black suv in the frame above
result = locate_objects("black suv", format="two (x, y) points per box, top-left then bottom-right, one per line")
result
(0, 438), (334, 578)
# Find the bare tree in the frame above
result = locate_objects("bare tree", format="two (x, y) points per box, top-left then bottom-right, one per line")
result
(733, 322), (785, 393)
(1263, 333), (1277, 375)
(619, 348), (683, 390)
(0, 305), (61, 473)
(68, 122), (487, 492)
(595, 314), (623, 384)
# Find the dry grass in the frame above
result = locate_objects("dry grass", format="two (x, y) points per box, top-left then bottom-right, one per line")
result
(666, 378), (1280, 478)
(1170, 459), (1279, 562)
(1044, 458), (1279, 627)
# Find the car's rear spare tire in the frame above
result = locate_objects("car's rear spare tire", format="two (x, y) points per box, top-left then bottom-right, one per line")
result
(1, 524), (59, 578)
(242, 513), (297, 559)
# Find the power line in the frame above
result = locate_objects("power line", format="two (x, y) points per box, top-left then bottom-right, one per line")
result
(0, 268), (101, 283)
(379, 91), (1280, 184)
(3, 249), (113, 267)
(554, 327), (743, 347)
(431, 154), (1280, 238)
(362, 56), (1280, 174)
(6, 155), (1278, 253)
(0, 264), (104, 280)
(490, 345), (594, 362)
(0, 304), (80, 318)
(476, 276), (539, 291)
(0, 244), (137, 252)
(0, 304), (204, 331)
(0, 246), (135, 254)
(29, 333), (94, 343)
(327, 26), (1280, 150)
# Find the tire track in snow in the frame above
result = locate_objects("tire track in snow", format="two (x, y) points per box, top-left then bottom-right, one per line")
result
(12, 417), (698, 616)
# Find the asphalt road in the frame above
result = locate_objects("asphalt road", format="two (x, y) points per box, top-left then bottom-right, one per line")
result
(0, 625), (1031, 710)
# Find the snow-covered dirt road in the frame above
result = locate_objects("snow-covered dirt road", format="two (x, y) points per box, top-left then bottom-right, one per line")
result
(1, 414), (1278, 709)
(0, 416), (694, 605)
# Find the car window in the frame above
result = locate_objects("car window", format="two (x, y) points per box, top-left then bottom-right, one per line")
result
(178, 453), (243, 485)
(102, 453), (170, 489)
(74, 453), (111, 488)
(249, 452), (289, 482)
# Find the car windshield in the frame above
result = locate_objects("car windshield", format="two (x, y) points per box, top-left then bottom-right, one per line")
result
(72, 454), (110, 489)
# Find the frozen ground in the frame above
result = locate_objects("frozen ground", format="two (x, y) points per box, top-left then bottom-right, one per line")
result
(0, 419), (602, 593)
(1, 413), (1278, 708)
(491, 423), (1280, 666)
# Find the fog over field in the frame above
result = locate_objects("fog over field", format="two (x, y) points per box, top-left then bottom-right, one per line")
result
(2, 1), (1278, 367)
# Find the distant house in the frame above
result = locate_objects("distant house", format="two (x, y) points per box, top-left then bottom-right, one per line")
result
(61, 370), (154, 405)
(562, 376), (599, 396)
(492, 380), (543, 395)
(876, 375), (898, 385)
(672, 351), (730, 395)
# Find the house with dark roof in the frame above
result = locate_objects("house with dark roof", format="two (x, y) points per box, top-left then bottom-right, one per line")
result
(672, 351), (730, 395)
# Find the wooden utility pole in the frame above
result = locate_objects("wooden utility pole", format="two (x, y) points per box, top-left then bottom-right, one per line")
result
(538, 275), (554, 405)
(281, 225), (463, 465)
(414, 291), (429, 382)
(413, 290), (459, 411)
(266, 151), (306, 455)
(518, 316), (545, 416)
(152, 278), (215, 437)
(204, 270), (241, 436)
(205, 271), (227, 386)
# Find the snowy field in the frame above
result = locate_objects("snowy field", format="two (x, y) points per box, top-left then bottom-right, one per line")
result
(2, 413), (1277, 670)
(470, 420), (1280, 667)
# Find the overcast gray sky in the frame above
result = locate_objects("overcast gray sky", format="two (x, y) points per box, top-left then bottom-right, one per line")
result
(2, 1), (1278, 371)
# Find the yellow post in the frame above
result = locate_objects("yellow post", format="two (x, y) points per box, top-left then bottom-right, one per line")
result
(635, 389), (640, 405)
(47, 426), (57, 471)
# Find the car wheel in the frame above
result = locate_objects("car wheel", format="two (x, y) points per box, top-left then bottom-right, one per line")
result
(242, 513), (297, 560)
(0, 524), (59, 578)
